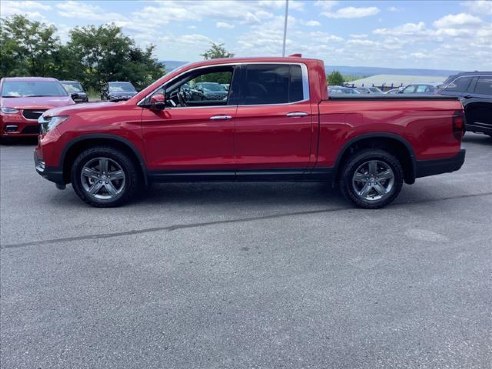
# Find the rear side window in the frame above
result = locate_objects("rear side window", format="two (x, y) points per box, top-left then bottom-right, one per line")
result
(473, 77), (492, 95)
(443, 76), (473, 92)
(241, 64), (305, 105)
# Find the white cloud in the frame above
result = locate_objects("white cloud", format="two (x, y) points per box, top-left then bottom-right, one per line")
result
(1, 1), (51, 20)
(314, 1), (338, 11)
(57, 1), (126, 22)
(258, 0), (304, 11)
(303, 20), (321, 27)
(387, 6), (401, 12)
(322, 6), (380, 19)
(374, 22), (428, 36)
(216, 22), (235, 29)
(433, 13), (482, 28)
(461, 0), (492, 15)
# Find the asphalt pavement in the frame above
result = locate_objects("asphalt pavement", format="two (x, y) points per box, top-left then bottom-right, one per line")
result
(1, 134), (491, 368)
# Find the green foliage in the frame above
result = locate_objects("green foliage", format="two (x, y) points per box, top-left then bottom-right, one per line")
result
(0, 15), (61, 77)
(201, 43), (234, 60)
(0, 15), (164, 91)
(327, 71), (344, 86)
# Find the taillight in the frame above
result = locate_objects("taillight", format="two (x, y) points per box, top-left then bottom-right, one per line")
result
(452, 110), (465, 140)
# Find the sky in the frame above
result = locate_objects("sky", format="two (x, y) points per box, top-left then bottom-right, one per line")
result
(1, 0), (491, 70)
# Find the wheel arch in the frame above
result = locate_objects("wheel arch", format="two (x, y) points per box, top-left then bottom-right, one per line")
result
(334, 133), (417, 185)
(60, 134), (148, 185)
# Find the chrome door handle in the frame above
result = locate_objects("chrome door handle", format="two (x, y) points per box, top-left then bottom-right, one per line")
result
(210, 115), (232, 120)
(286, 112), (308, 117)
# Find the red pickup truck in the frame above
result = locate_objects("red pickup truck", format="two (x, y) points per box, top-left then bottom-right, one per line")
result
(35, 56), (465, 208)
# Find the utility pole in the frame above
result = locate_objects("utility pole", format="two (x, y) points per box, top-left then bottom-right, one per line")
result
(282, 0), (289, 57)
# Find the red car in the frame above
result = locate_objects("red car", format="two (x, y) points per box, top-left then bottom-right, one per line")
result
(35, 56), (465, 208)
(0, 77), (75, 138)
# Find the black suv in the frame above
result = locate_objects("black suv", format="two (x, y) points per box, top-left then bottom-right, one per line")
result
(438, 72), (492, 137)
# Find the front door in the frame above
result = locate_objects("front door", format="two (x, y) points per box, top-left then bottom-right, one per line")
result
(141, 65), (238, 174)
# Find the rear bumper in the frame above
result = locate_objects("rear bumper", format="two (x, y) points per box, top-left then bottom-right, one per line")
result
(34, 149), (64, 185)
(415, 149), (466, 178)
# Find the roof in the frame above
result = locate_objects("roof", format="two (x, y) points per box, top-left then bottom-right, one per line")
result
(1, 77), (59, 82)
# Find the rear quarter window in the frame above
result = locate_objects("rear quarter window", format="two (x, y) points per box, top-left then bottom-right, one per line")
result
(473, 77), (492, 96)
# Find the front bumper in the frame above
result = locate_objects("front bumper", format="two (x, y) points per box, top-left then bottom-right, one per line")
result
(1, 119), (40, 137)
(34, 148), (65, 186)
(415, 149), (466, 178)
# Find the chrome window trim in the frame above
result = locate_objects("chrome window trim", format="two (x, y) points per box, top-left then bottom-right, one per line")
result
(137, 62), (310, 108)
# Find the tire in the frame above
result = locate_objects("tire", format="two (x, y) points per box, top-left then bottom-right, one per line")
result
(340, 149), (403, 209)
(71, 146), (141, 207)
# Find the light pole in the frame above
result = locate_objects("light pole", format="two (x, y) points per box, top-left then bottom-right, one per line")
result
(282, 0), (289, 57)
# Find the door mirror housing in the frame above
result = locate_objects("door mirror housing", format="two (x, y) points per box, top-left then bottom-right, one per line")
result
(70, 93), (79, 100)
(150, 93), (166, 110)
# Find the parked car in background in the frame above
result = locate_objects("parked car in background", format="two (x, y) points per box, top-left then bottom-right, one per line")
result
(35, 56), (465, 209)
(438, 71), (492, 137)
(101, 82), (137, 102)
(194, 82), (228, 101)
(61, 80), (89, 103)
(328, 85), (361, 95)
(221, 83), (230, 91)
(385, 87), (404, 94)
(399, 83), (439, 94)
(0, 77), (75, 139)
(356, 87), (383, 94)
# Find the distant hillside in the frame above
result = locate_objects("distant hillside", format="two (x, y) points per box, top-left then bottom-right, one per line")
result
(162, 60), (462, 78)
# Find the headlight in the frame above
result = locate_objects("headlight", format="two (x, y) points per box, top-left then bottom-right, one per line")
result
(1, 107), (19, 114)
(38, 115), (69, 133)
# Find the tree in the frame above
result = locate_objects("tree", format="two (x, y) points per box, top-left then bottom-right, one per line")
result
(67, 24), (165, 91)
(327, 71), (344, 86)
(201, 43), (234, 60)
(0, 15), (61, 77)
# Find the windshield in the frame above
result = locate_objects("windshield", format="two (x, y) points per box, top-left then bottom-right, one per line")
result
(1, 80), (68, 97)
(62, 82), (84, 93)
(200, 83), (226, 92)
(108, 82), (136, 92)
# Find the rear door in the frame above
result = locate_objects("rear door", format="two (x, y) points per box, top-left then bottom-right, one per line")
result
(466, 76), (492, 128)
(234, 64), (314, 174)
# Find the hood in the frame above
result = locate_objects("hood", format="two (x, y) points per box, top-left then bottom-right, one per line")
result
(43, 101), (116, 117)
(1, 96), (75, 109)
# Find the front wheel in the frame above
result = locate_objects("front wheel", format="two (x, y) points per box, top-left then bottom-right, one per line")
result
(340, 149), (403, 209)
(71, 147), (140, 207)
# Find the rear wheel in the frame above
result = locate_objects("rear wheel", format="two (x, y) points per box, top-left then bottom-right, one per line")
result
(71, 147), (140, 207)
(340, 149), (403, 209)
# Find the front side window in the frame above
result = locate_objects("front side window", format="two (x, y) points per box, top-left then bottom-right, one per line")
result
(473, 77), (492, 95)
(241, 64), (304, 105)
(156, 66), (234, 108)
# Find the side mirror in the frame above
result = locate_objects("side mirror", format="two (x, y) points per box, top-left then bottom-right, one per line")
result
(150, 93), (166, 110)
(70, 93), (79, 100)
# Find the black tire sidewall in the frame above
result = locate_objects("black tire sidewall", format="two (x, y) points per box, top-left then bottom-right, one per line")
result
(340, 149), (403, 209)
(71, 147), (139, 207)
